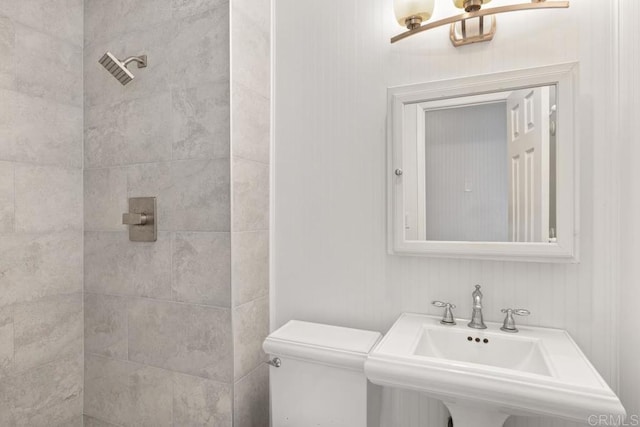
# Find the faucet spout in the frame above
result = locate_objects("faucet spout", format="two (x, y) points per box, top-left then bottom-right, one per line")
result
(468, 284), (487, 329)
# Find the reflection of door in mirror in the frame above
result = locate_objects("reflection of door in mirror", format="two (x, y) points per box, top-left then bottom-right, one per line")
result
(400, 84), (558, 244)
(390, 63), (577, 260)
(507, 87), (550, 242)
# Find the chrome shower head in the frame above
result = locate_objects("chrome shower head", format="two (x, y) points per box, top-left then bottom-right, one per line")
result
(98, 52), (148, 86)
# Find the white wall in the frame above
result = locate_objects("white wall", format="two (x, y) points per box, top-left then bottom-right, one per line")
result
(273, 1), (627, 426)
(619, 0), (640, 419)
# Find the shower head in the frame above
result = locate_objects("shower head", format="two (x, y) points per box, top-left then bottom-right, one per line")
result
(98, 52), (148, 86)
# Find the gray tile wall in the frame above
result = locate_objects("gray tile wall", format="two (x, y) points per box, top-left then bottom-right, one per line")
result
(1, 0), (269, 424)
(82, 1), (235, 425)
(231, 0), (271, 424)
(84, 0), (271, 425)
(0, 1), (84, 425)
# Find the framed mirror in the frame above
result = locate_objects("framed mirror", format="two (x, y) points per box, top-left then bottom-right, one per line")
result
(388, 63), (578, 262)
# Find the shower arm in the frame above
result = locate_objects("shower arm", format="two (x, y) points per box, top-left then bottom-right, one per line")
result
(122, 55), (148, 69)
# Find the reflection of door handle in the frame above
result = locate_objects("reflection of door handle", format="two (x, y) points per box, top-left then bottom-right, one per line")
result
(122, 212), (151, 226)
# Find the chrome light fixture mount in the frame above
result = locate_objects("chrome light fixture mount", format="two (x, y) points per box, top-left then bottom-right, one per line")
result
(392, 0), (570, 48)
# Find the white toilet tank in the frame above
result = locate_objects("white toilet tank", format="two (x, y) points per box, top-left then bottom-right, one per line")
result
(263, 320), (382, 427)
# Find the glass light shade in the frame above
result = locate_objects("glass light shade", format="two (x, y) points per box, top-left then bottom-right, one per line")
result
(453, 0), (491, 9)
(394, 0), (435, 26)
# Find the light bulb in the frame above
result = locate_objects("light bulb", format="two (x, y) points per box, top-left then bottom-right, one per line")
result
(394, 0), (435, 28)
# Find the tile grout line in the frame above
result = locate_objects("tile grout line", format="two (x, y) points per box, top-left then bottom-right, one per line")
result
(232, 154), (270, 167)
(84, 290), (232, 312)
(4, 349), (82, 382)
(85, 351), (233, 387)
(233, 357), (267, 386)
(83, 230), (236, 235)
(83, 156), (232, 171)
(81, 4), (86, 414)
(229, 0), (236, 418)
(8, 18), (82, 48)
(234, 293), (269, 310)
(83, 413), (124, 427)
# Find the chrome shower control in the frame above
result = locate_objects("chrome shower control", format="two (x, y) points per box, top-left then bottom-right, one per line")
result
(432, 301), (456, 325)
(500, 308), (530, 333)
(123, 197), (157, 242)
(122, 212), (149, 226)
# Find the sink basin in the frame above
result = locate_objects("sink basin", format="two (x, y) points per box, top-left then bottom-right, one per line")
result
(414, 324), (551, 376)
(364, 313), (625, 427)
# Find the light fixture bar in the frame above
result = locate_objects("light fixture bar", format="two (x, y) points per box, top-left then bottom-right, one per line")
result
(391, 1), (569, 44)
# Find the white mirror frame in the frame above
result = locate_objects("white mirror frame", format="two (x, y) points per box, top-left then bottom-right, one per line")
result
(388, 63), (579, 262)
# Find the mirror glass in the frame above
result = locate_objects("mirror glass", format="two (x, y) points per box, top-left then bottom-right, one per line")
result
(402, 84), (558, 243)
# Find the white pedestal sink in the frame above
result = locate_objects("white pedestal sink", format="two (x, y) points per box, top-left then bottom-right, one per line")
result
(364, 313), (625, 427)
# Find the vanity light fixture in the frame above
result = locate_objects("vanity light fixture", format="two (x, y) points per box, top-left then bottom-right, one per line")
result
(392, 0), (569, 47)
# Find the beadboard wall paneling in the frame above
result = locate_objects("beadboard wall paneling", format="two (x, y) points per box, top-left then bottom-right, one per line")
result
(423, 103), (508, 242)
(619, 0), (640, 419)
(273, 0), (622, 426)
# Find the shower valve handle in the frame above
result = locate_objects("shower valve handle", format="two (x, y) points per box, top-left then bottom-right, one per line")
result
(122, 197), (157, 242)
(122, 212), (150, 226)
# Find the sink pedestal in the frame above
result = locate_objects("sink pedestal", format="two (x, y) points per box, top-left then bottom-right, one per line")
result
(445, 403), (510, 427)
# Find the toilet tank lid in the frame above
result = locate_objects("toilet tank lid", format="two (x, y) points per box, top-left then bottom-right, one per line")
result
(263, 320), (382, 370)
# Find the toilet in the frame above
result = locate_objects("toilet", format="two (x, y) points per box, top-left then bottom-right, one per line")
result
(263, 320), (382, 427)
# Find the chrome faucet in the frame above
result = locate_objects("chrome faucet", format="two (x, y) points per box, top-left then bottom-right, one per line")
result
(432, 301), (456, 325)
(468, 285), (487, 329)
(500, 308), (530, 333)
